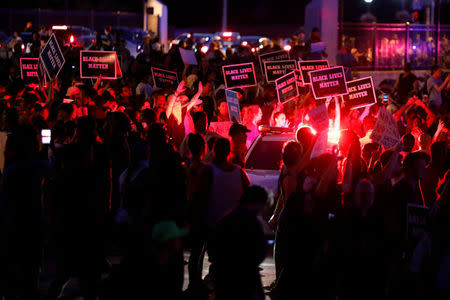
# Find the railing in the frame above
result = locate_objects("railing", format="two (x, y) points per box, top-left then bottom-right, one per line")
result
(339, 22), (450, 70)
(0, 8), (142, 33)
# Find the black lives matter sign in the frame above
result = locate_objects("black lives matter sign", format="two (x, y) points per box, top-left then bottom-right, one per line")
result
(222, 62), (257, 89)
(275, 71), (298, 104)
(39, 33), (65, 81)
(80, 51), (118, 79)
(258, 50), (290, 75)
(298, 60), (329, 84)
(151, 67), (179, 88)
(342, 77), (377, 110)
(309, 66), (347, 99)
(264, 60), (297, 83)
(20, 58), (39, 84)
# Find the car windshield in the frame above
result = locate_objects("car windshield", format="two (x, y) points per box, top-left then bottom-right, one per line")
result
(246, 138), (288, 171)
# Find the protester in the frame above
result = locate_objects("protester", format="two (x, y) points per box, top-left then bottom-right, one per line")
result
(0, 23), (448, 300)
(427, 65), (450, 113)
(209, 185), (268, 300)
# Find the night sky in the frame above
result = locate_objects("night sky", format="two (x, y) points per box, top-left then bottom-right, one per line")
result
(1, 0), (449, 26)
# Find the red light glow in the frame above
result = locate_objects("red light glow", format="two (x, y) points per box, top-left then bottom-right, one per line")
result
(69, 35), (75, 44)
(223, 31), (232, 37)
(284, 45), (292, 51)
(241, 41), (248, 46)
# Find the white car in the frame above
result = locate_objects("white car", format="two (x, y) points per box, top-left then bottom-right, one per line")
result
(245, 127), (296, 195)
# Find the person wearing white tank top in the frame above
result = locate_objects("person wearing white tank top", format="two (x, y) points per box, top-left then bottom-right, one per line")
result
(199, 138), (251, 227)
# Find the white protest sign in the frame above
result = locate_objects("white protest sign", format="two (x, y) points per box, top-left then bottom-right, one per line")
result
(308, 104), (329, 132)
(310, 131), (328, 159)
(179, 48), (198, 65)
(370, 108), (401, 148)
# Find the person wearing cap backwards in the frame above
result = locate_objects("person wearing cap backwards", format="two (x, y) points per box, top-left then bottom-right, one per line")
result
(149, 221), (189, 300)
(229, 122), (251, 168)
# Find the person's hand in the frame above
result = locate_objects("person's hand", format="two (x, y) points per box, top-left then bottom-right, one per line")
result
(175, 80), (186, 96)
(437, 120), (445, 132)
(406, 97), (416, 106)
(282, 119), (290, 128)
(414, 98), (426, 108)
(196, 81), (203, 97)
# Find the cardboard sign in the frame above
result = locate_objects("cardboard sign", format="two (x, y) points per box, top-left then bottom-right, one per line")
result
(407, 204), (429, 243)
(222, 62), (257, 89)
(308, 104), (329, 132)
(370, 108), (401, 148)
(20, 58), (39, 85)
(258, 50), (290, 75)
(310, 131), (328, 159)
(225, 89), (241, 122)
(275, 71), (298, 104)
(292, 69), (303, 87)
(151, 67), (179, 89)
(39, 33), (65, 81)
(311, 42), (326, 53)
(179, 48), (198, 65)
(80, 51), (121, 79)
(209, 121), (233, 138)
(342, 77), (377, 110)
(298, 60), (329, 84)
(309, 66), (348, 99)
(264, 60), (297, 83)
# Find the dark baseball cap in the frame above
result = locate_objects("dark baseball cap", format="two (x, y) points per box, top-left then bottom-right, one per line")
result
(229, 123), (250, 136)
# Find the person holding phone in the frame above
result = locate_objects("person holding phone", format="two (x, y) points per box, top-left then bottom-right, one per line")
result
(427, 65), (450, 113)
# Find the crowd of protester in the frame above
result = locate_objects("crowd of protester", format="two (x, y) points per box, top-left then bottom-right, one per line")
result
(0, 24), (449, 300)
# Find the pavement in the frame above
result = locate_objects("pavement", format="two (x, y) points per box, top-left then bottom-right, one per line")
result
(37, 246), (276, 300)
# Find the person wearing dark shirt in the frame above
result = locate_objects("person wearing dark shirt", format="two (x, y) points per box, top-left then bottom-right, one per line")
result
(209, 186), (268, 300)
(391, 152), (428, 255)
(393, 63), (418, 105)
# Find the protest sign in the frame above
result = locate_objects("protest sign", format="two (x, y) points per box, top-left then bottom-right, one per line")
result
(151, 67), (179, 88)
(298, 60), (329, 84)
(264, 60), (297, 83)
(309, 66), (348, 99)
(39, 33), (65, 81)
(342, 77), (377, 110)
(258, 50), (290, 75)
(20, 58), (39, 85)
(370, 108), (401, 148)
(310, 131), (328, 159)
(209, 121), (233, 138)
(407, 204), (429, 243)
(225, 89), (241, 122)
(179, 48), (198, 65)
(292, 69), (303, 87)
(80, 51), (121, 79)
(311, 42), (326, 53)
(308, 104), (329, 132)
(275, 71), (298, 104)
(222, 62), (257, 89)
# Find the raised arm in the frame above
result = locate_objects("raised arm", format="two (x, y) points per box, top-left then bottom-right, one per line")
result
(393, 97), (416, 121)
(414, 99), (436, 129)
(186, 82), (203, 112)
